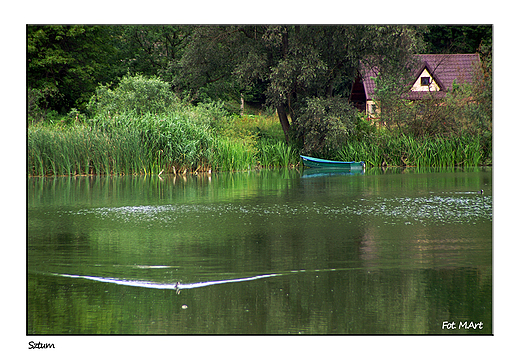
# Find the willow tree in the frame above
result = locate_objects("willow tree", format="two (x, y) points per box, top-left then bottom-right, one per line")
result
(174, 25), (425, 146)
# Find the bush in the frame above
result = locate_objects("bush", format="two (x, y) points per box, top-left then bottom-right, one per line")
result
(28, 88), (46, 124)
(87, 74), (181, 117)
(28, 87), (62, 125)
(352, 112), (378, 141)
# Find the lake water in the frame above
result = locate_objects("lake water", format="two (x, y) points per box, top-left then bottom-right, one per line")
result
(27, 167), (492, 334)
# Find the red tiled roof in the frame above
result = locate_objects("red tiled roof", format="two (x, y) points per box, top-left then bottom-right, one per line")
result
(359, 54), (480, 100)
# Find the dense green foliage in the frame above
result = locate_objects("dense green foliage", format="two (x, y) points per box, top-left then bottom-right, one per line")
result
(27, 25), (491, 116)
(27, 25), (120, 115)
(86, 74), (180, 117)
(295, 97), (358, 155)
(27, 25), (492, 175)
(422, 25), (492, 54)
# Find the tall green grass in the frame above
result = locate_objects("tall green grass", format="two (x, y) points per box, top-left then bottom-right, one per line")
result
(28, 125), (152, 176)
(338, 135), (484, 168)
(28, 112), (216, 176)
(28, 108), (306, 176)
(28, 108), (489, 176)
(256, 138), (299, 167)
(212, 137), (256, 172)
(216, 113), (284, 140)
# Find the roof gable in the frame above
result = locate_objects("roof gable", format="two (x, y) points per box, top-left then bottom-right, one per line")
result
(410, 65), (442, 92)
(415, 54), (479, 90)
(357, 53), (480, 100)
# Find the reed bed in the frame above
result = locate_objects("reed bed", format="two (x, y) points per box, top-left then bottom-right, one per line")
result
(212, 137), (256, 172)
(28, 126), (151, 176)
(28, 112), (215, 176)
(256, 138), (299, 168)
(28, 109), (489, 176)
(28, 112), (290, 176)
(338, 135), (484, 168)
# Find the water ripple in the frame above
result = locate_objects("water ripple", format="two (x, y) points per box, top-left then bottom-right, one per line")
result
(68, 195), (491, 226)
(51, 272), (282, 292)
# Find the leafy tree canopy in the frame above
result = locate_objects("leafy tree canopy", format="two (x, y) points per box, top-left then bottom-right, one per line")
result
(114, 25), (191, 82)
(27, 25), (121, 112)
(173, 25), (426, 145)
(422, 25), (492, 54)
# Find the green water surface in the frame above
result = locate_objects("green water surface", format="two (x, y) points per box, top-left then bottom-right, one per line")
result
(28, 167), (492, 334)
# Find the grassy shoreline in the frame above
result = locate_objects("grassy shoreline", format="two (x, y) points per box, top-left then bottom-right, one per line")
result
(27, 112), (298, 176)
(27, 112), (491, 177)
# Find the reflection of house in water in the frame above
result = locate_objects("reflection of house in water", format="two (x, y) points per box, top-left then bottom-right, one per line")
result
(349, 54), (481, 119)
(359, 221), (473, 269)
(359, 226), (379, 266)
(359, 221), (434, 269)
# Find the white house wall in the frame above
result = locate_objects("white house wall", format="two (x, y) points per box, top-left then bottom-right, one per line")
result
(410, 68), (440, 92)
(366, 100), (375, 114)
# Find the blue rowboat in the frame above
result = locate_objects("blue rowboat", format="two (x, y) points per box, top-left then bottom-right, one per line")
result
(300, 155), (365, 169)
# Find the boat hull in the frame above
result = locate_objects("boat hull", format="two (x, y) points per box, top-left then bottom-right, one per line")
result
(300, 155), (365, 169)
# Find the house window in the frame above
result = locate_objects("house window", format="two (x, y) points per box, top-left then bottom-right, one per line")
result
(370, 104), (377, 114)
(421, 77), (430, 86)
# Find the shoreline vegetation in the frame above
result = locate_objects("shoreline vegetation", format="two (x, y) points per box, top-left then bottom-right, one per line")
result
(28, 111), (299, 177)
(28, 26), (492, 177)
(28, 107), (491, 177)
(28, 73), (491, 177)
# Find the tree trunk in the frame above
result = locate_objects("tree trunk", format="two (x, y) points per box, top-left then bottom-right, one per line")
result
(276, 105), (291, 144)
(276, 27), (291, 144)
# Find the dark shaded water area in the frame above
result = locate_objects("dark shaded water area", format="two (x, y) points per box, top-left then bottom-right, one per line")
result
(28, 167), (492, 334)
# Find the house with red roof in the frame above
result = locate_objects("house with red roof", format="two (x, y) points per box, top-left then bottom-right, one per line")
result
(349, 54), (481, 116)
